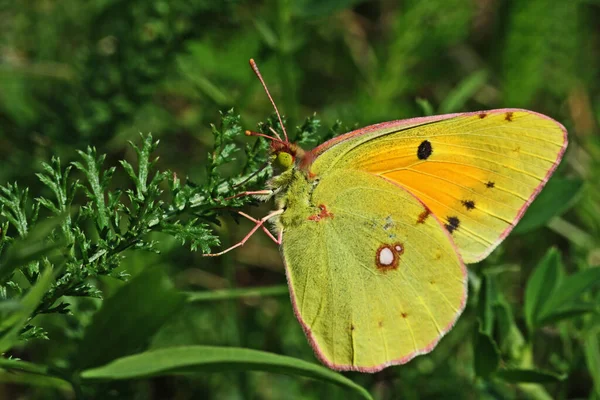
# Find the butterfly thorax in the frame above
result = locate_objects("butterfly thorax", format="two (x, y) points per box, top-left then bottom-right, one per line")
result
(273, 169), (316, 230)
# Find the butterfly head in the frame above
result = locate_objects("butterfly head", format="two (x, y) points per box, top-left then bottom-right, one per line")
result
(272, 141), (305, 170)
(246, 58), (307, 171)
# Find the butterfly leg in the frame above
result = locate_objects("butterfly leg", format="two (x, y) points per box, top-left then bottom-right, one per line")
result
(236, 211), (281, 243)
(203, 209), (284, 257)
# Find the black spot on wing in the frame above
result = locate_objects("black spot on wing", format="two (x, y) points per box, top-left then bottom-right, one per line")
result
(486, 181), (495, 188)
(417, 140), (433, 160)
(445, 216), (460, 234)
(461, 200), (475, 210)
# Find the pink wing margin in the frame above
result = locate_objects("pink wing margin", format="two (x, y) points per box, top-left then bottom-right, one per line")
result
(280, 179), (469, 373)
(303, 108), (569, 263)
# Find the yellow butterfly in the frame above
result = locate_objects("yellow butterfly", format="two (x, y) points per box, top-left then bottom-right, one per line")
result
(207, 60), (568, 372)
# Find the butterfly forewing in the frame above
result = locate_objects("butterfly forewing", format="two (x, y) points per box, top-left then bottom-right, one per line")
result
(309, 109), (567, 263)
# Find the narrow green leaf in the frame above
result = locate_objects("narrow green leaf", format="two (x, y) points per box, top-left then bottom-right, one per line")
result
(252, 19), (278, 49)
(539, 267), (600, 323)
(584, 327), (600, 396)
(0, 267), (55, 352)
(81, 346), (373, 400)
(496, 368), (566, 383)
(547, 217), (595, 248)
(0, 371), (72, 391)
(476, 272), (495, 336)
(0, 357), (50, 375)
(415, 98), (434, 116)
(494, 299), (526, 360)
(524, 248), (563, 331)
(473, 331), (500, 379)
(514, 178), (583, 234)
(73, 266), (186, 370)
(438, 70), (489, 114)
(119, 160), (138, 187)
(186, 285), (289, 302)
(73, 148), (110, 230)
(538, 303), (598, 326)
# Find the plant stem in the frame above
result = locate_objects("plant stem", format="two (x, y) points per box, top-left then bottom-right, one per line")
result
(547, 217), (595, 248)
(186, 285), (289, 302)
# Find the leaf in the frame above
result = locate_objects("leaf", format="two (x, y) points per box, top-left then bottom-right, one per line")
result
(73, 266), (186, 370)
(0, 267), (55, 352)
(476, 272), (495, 336)
(524, 248), (563, 331)
(538, 267), (600, 324)
(80, 346), (373, 400)
(415, 98), (434, 116)
(0, 213), (67, 284)
(473, 331), (500, 379)
(514, 178), (583, 234)
(537, 303), (599, 326)
(186, 285), (289, 302)
(0, 357), (49, 375)
(495, 369), (566, 383)
(438, 70), (489, 114)
(584, 327), (600, 397)
(0, 371), (72, 392)
(494, 299), (526, 360)
(72, 147), (111, 230)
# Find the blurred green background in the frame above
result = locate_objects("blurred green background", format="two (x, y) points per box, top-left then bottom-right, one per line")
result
(1, 0), (600, 399)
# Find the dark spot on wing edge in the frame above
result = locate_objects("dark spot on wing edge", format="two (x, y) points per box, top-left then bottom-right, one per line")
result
(445, 216), (460, 234)
(417, 209), (431, 224)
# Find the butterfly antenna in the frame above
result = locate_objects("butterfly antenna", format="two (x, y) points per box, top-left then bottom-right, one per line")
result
(268, 126), (282, 141)
(244, 129), (287, 146)
(249, 59), (289, 143)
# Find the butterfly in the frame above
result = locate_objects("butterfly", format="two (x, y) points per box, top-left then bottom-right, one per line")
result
(206, 59), (568, 373)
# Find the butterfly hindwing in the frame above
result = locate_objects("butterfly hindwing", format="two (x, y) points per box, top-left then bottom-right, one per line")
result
(281, 169), (467, 371)
(309, 109), (567, 263)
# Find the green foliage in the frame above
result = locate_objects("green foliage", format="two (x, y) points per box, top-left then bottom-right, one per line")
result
(0, 268), (55, 353)
(514, 178), (584, 234)
(1, 0), (600, 399)
(80, 346), (373, 400)
(0, 111), (274, 344)
(525, 248), (600, 330)
(73, 266), (186, 370)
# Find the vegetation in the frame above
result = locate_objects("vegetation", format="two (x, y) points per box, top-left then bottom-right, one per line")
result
(1, 0), (599, 398)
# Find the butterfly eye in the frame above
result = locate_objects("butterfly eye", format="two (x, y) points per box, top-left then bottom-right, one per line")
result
(276, 152), (294, 168)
